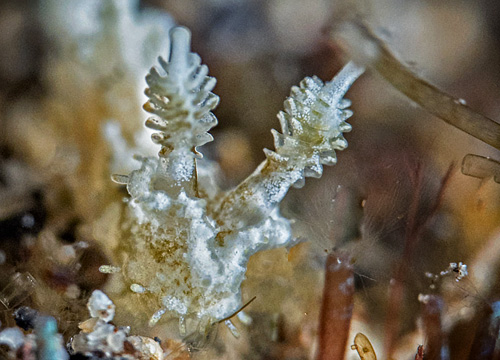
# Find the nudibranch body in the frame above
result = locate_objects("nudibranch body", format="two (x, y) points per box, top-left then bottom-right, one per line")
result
(101, 26), (364, 330)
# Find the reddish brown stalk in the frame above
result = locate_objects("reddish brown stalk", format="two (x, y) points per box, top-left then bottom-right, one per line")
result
(415, 345), (424, 360)
(384, 163), (454, 358)
(421, 295), (446, 360)
(424, 164), (455, 224)
(383, 162), (424, 357)
(316, 251), (354, 360)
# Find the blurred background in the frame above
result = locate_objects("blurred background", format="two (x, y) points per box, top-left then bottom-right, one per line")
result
(1, 0), (500, 359)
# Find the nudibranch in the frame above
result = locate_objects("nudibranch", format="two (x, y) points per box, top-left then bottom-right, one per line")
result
(100, 26), (364, 333)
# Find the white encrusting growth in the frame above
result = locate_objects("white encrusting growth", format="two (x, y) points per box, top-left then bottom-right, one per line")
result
(103, 25), (364, 333)
(88, 290), (116, 322)
(72, 291), (131, 356)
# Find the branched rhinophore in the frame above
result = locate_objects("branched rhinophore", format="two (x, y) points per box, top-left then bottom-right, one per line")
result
(215, 63), (364, 230)
(103, 26), (364, 332)
(138, 27), (219, 195)
(144, 28), (219, 157)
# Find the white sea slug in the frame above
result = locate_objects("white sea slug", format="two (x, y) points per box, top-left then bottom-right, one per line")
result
(102, 26), (364, 333)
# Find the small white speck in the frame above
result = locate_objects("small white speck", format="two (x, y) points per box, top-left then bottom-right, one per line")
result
(149, 309), (166, 327)
(99, 265), (121, 274)
(21, 214), (35, 229)
(130, 284), (146, 293)
(237, 311), (253, 325)
(418, 293), (430, 303)
(225, 319), (240, 338)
